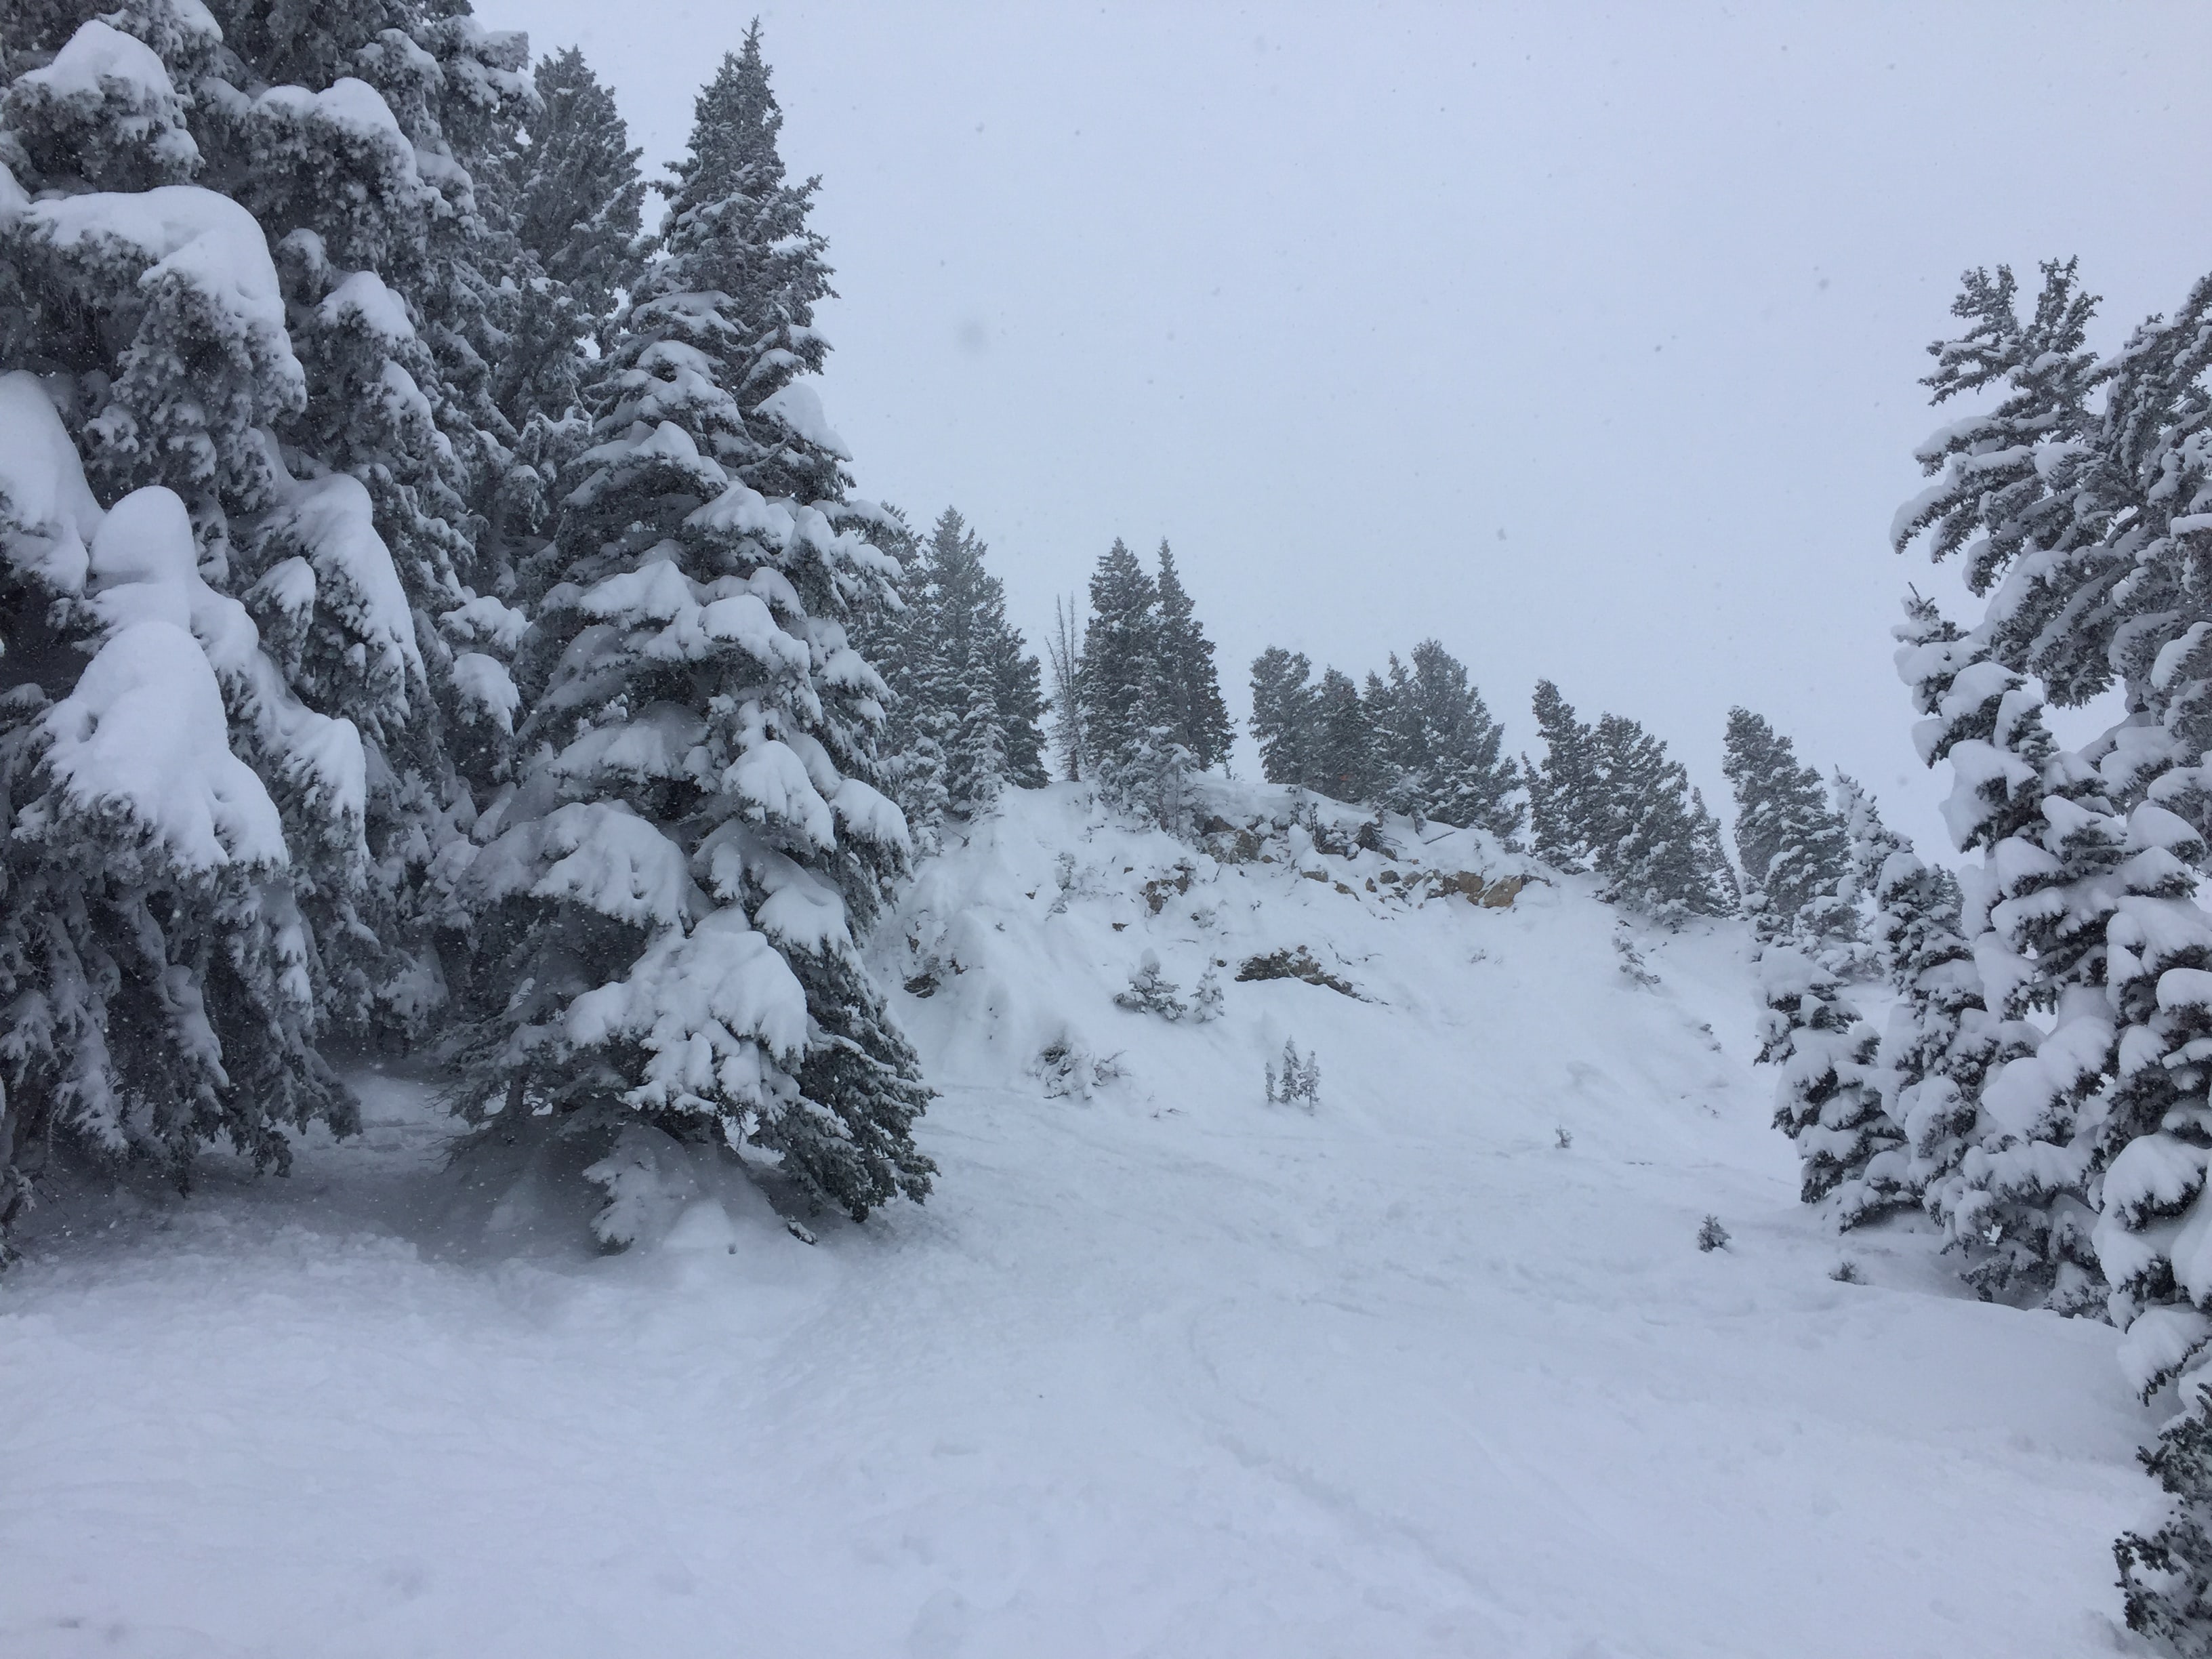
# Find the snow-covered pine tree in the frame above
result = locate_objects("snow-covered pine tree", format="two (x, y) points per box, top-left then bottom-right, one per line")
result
(951, 678), (1008, 821)
(993, 623), (1049, 790)
(1393, 640), (1522, 840)
(1689, 789), (1741, 914)
(1248, 646), (1316, 787)
(5, 0), (571, 1038)
(1722, 708), (1855, 949)
(1897, 253), (2212, 1629)
(1362, 664), (1422, 818)
(1152, 541), (1233, 773)
(848, 505), (950, 852)
(1307, 667), (1375, 806)
(0, 382), (357, 1244)
(1189, 964), (1224, 1023)
(0, 7), (476, 1039)
(1758, 945), (1908, 1226)
(1528, 678), (1597, 872)
(919, 510), (1007, 821)
(1113, 951), (1185, 1020)
(1081, 536), (1182, 817)
(1836, 759), (2012, 1228)
(448, 29), (932, 1228)
(1833, 773), (1900, 930)
(1080, 537), (1155, 773)
(498, 44), (643, 436)
(912, 508), (1043, 814)
(1584, 712), (1736, 924)
(1900, 598), (2117, 1311)
(2093, 807), (2212, 1389)
(2115, 1389), (2212, 1658)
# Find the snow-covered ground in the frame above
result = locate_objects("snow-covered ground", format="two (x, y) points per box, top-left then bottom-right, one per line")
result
(1, 785), (2158, 1657)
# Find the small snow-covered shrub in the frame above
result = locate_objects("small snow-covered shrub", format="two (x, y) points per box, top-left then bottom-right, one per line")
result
(1034, 1028), (1120, 1100)
(1555, 1126), (1574, 1151)
(1266, 1040), (1319, 1110)
(1696, 1215), (1731, 1252)
(1830, 1258), (1863, 1285)
(1113, 951), (1186, 1020)
(1188, 966), (1225, 1023)
(1614, 927), (1660, 989)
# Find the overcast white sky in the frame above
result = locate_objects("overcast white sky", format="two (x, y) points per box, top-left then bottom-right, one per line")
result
(475, 0), (2212, 857)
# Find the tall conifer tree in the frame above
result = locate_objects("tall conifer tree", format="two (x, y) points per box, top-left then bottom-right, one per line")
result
(448, 28), (931, 1229)
(1152, 541), (1232, 772)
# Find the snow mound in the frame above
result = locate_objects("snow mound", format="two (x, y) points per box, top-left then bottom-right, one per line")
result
(20, 184), (291, 361)
(28, 490), (287, 872)
(0, 370), (102, 590)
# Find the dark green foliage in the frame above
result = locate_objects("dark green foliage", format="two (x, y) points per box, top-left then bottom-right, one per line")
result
(1082, 538), (1161, 778)
(1249, 647), (1315, 787)
(1368, 640), (1523, 840)
(2118, 1395), (2212, 1658)
(1722, 707), (1854, 946)
(1528, 683), (1731, 921)
(1527, 678), (1597, 870)
(1249, 638), (1520, 837)
(1153, 542), (1233, 771)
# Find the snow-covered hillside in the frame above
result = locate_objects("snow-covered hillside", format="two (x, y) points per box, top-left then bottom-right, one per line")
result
(1, 784), (2156, 1657)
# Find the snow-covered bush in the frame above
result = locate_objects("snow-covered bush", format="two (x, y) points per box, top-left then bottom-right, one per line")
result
(1189, 965), (1225, 1023)
(1034, 1027), (1120, 1101)
(1614, 927), (1660, 989)
(1113, 951), (1187, 1020)
(1265, 1041), (1319, 1110)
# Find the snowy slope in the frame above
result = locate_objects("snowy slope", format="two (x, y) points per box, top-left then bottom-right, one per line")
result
(1, 783), (2158, 1658)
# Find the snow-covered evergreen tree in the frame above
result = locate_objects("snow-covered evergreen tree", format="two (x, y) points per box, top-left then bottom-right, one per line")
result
(1113, 951), (1186, 1020)
(884, 507), (1044, 822)
(1898, 598), (2116, 1310)
(1722, 707), (1854, 948)
(1307, 667), (1374, 805)
(1071, 536), (1197, 825)
(1249, 646), (1315, 788)
(2093, 806), (2212, 1395)
(0, 2), (487, 1067)
(1368, 641), (1522, 840)
(445, 28), (931, 1227)
(1152, 541), (1232, 773)
(498, 44), (642, 436)
(1584, 712), (1735, 924)
(1835, 764), (2011, 1233)
(1759, 945), (1907, 1225)
(2116, 1385), (2212, 1658)
(1527, 678), (1597, 872)
(0, 385), (356, 1241)
(2, 0), (567, 1039)
(1080, 537), (1159, 796)
(1189, 964), (1224, 1023)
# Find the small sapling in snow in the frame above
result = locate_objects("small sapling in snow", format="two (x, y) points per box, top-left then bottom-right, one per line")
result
(1555, 1126), (1574, 1151)
(1829, 1258), (1863, 1285)
(1189, 966), (1225, 1023)
(1614, 927), (1661, 989)
(1696, 1214), (1731, 1252)
(1265, 1040), (1320, 1109)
